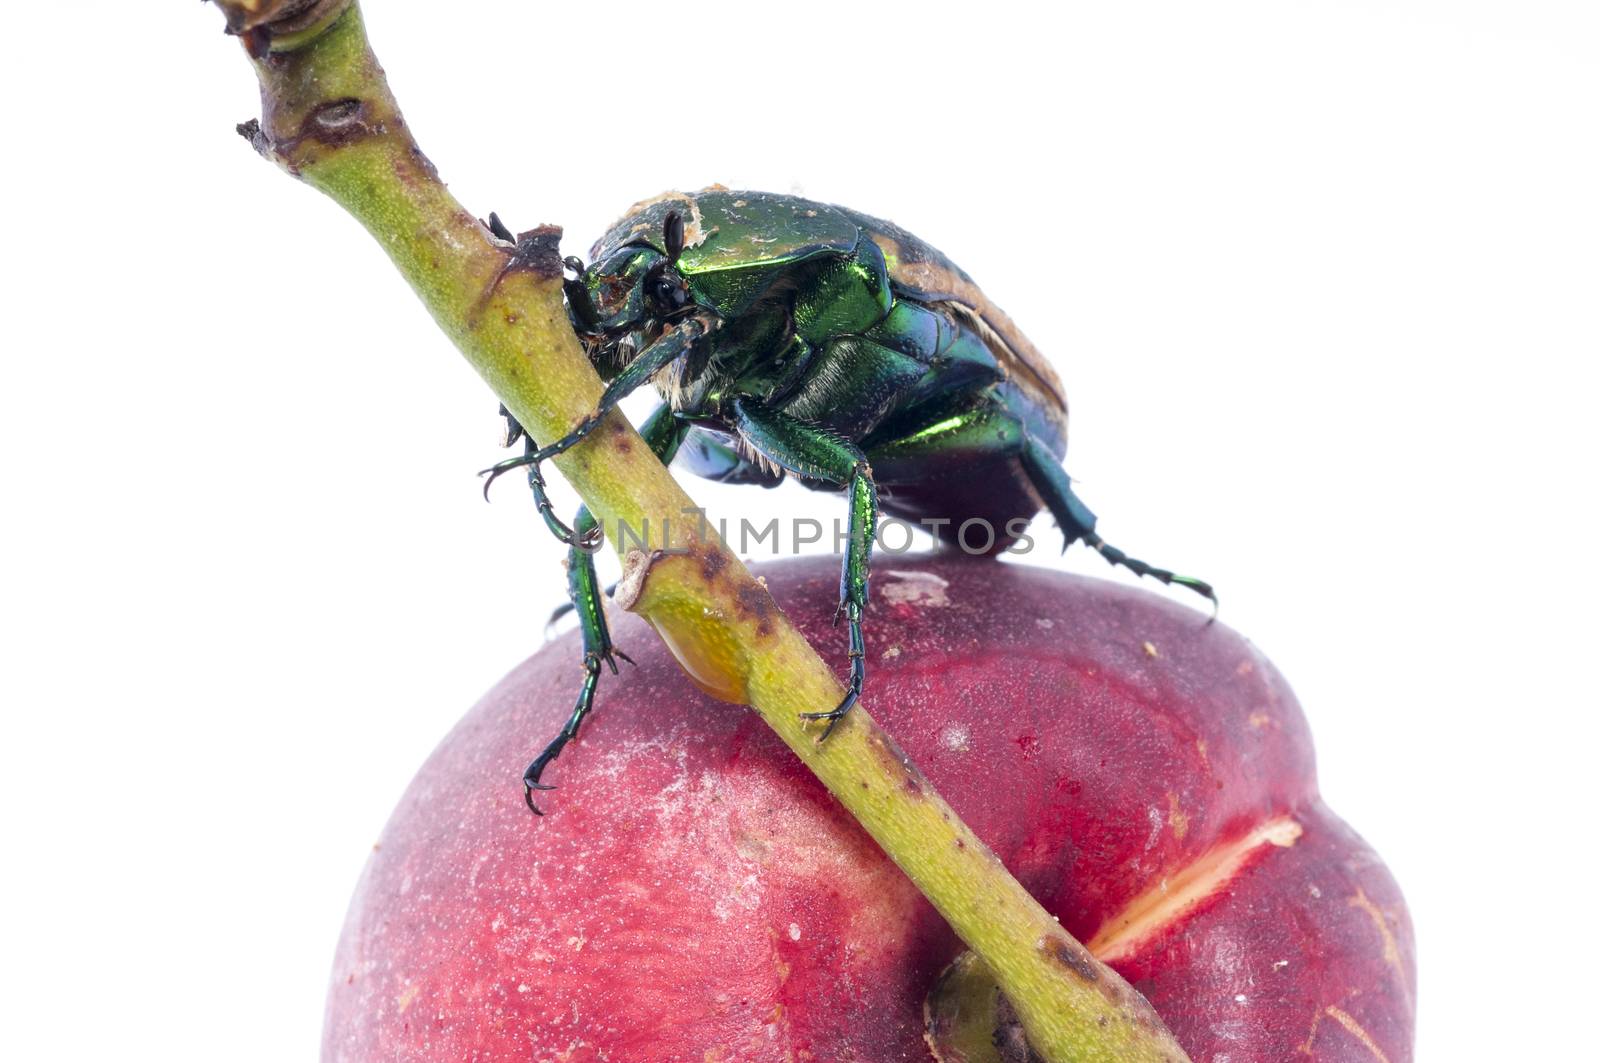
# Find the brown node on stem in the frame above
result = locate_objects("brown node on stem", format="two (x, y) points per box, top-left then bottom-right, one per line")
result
(235, 98), (386, 174)
(499, 225), (566, 283)
(866, 726), (930, 797)
(213, 0), (351, 56)
(468, 222), (565, 328)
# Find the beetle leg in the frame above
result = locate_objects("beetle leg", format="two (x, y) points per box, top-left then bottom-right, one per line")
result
(491, 406), (592, 545)
(545, 581), (617, 632)
(1020, 438), (1217, 617)
(521, 405), (690, 812)
(523, 654), (598, 811)
(479, 314), (715, 495)
(728, 397), (877, 740)
(800, 599), (866, 739)
(523, 504), (622, 814)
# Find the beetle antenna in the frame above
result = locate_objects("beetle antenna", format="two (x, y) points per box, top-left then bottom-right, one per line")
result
(663, 210), (684, 264)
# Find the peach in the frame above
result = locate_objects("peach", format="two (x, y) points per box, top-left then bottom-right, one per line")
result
(323, 554), (1413, 1061)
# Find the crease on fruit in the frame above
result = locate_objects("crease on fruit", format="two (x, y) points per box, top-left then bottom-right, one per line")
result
(1087, 815), (1303, 963)
(1301, 1004), (1392, 1063)
(1347, 888), (1412, 1009)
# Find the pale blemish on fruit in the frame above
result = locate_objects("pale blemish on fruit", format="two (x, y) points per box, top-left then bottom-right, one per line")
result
(712, 873), (763, 923)
(732, 830), (770, 864)
(788, 922), (801, 941)
(1166, 793), (1189, 841)
(881, 569), (951, 608)
(1142, 640), (1160, 658)
(882, 645), (902, 661)
(617, 747), (921, 967)
(940, 724), (972, 753)
(1143, 805), (1165, 851)
(1035, 617), (1055, 630)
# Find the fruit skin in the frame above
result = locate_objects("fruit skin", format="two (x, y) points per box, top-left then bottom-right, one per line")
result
(323, 554), (1413, 1061)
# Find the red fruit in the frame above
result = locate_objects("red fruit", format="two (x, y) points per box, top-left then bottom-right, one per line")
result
(323, 554), (1413, 1061)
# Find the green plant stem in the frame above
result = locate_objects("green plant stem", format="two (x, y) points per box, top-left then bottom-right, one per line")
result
(217, 4), (1190, 1059)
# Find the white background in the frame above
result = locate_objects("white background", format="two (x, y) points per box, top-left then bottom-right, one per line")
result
(2, 2), (1594, 1059)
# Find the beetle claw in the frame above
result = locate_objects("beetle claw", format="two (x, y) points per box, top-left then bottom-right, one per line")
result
(523, 782), (555, 815)
(600, 648), (634, 674)
(479, 453), (538, 499)
(523, 755), (561, 814)
(799, 686), (858, 741)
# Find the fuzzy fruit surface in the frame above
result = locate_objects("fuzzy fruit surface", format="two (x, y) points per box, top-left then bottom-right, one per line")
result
(323, 554), (1413, 1061)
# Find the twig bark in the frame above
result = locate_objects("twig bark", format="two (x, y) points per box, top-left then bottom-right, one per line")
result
(213, 3), (1190, 1059)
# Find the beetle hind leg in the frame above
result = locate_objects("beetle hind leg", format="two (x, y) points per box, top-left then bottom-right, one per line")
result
(1020, 438), (1217, 615)
(1087, 539), (1216, 614)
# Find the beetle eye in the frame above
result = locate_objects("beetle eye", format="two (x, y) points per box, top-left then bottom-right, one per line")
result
(647, 266), (690, 313)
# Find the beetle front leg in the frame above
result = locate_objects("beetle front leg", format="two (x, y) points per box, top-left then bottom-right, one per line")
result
(1020, 438), (1217, 614)
(491, 405), (593, 546)
(480, 314), (715, 495)
(729, 398), (878, 739)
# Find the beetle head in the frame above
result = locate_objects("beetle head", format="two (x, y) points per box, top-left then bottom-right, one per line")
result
(566, 212), (701, 374)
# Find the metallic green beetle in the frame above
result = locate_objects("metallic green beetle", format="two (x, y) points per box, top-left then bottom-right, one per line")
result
(484, 188), (1213, 813)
